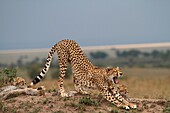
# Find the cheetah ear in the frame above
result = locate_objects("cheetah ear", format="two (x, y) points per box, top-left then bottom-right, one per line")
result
(106, 67), (113, 73)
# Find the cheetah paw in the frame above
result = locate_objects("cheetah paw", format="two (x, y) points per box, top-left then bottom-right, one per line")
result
(60, 92), (69, 97)
(129, 103), (137, 109)
(68, 91), (78, 96)
(120, 105), (130, 110)
(125, 106), (130, 110)
(60, 91), (78, 97)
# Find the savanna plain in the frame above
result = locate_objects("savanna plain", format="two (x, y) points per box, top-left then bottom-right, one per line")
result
(1, 67), (170, 113)
(0, 45), (170, 113)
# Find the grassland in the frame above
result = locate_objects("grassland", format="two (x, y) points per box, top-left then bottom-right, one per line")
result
(1, 67), (170, 113)
(24, 67), (170, 100)
(121, 68), (170, 100)
(1, 43), (170, 112)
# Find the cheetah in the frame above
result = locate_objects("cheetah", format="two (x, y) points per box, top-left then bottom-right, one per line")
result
(117, 85), (129, 100)
(29, 39), (136, 109)
(109, 84), (129, 101)
(13, 77), (26, 86)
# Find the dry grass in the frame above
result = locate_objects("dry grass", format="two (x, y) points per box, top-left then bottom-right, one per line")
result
(1, 68), (170, 113)
(121, 68), (170, 99)
(26, 68), (170, 100)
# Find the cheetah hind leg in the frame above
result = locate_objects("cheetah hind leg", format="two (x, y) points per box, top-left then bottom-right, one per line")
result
(57, 49), (72, 97)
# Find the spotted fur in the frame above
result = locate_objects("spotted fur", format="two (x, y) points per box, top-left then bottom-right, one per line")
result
(13, 77), (26, 86)
(118, 85), (129, 99)
(109, 84), (129, 101)
(29, 39), (136, 109)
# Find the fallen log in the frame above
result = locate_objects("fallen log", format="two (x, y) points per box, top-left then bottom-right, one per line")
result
(0, 85), (45, 100)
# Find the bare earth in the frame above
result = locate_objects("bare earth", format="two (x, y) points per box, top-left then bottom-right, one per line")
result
(1, 92), (170, 113)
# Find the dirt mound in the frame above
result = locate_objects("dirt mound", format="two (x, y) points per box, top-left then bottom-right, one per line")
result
(0, 92), (170, 113)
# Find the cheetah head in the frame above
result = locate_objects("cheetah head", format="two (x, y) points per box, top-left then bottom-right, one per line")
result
(13, 77), (26, 86)
(106, 66), (123, 84)
(118, 85), (128, 93)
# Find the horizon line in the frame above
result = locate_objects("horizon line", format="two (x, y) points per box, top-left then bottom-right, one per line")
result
(0, 42), (170, 54)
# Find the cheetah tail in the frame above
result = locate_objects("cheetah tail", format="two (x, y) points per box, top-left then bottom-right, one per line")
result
(29, 44), (57, 87)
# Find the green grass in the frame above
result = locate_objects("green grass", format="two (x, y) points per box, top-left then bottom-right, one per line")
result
(79, 96), (99, 106)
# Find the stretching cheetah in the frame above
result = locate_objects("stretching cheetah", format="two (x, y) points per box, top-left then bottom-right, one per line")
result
(29, 39), (136, 109)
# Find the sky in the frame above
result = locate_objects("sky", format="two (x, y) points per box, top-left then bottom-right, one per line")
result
(0, 0), (170, 50)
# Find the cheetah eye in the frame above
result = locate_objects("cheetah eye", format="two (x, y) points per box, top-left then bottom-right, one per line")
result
(119, 72), (123, 76)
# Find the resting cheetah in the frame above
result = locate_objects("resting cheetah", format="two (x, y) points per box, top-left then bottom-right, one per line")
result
(13, 77), (26, 86)
(29, 39), (136, 109)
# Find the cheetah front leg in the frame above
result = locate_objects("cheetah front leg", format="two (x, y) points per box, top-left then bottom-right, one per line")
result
(107, 81), (136, 109)
(101, 89), (130, 109)
(109, 86), (137, 109)
(101, 89), (137, 109)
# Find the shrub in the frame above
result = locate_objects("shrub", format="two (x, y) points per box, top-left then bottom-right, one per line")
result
(163, 107), (170, 113)
(0, 68), (17, 87)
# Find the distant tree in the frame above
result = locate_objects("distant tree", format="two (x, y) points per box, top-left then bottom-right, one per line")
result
(128, 50), (141, 57)
(160, 50), (170, 60)
(151, 50), (160, 58)
(116, 50), (141, 58)
(166, 50), (170, 59)
(116, 50), (122, 57)
(116, 50), (128, 58)
(142, 52), (150, 57)
(90, 51), (108, 59)
(17, 55), (29, 67)
(32, 57), (40, 63)
(121, 51), (129, 58)
(17, 59), (23, 67)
